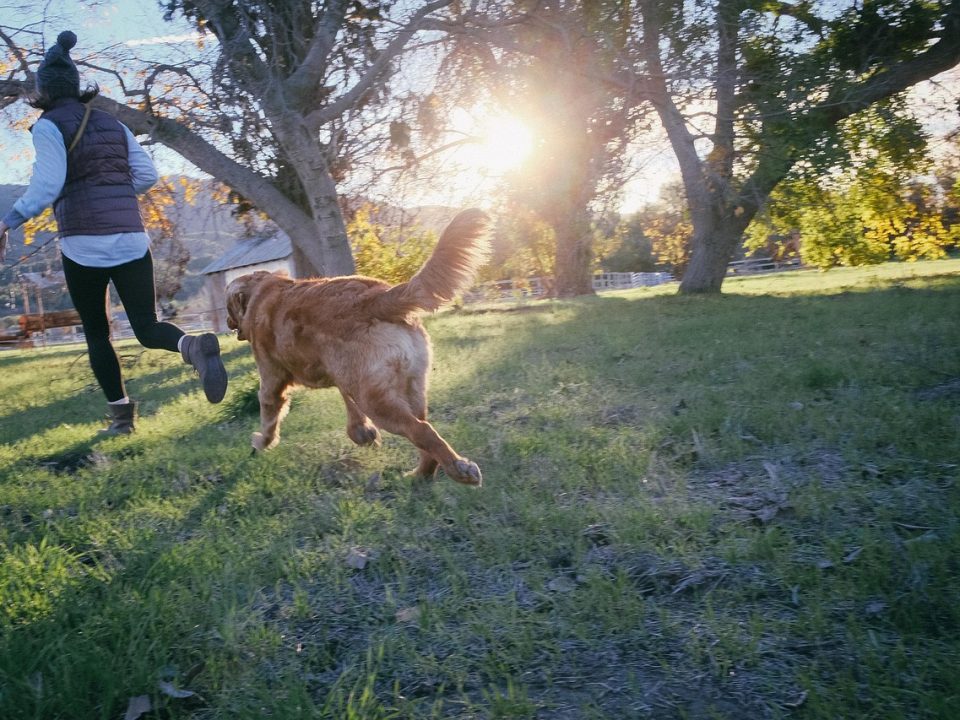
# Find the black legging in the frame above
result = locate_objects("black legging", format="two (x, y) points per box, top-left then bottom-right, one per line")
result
(62, 250), (185, 402)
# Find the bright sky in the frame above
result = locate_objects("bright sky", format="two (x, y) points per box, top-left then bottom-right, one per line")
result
(1, 2), (957, 215)
(0, 1), (201, 184)
(0, 0), (669, 212)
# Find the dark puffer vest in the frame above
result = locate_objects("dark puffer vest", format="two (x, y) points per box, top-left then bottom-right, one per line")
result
(41, 98), (145, 236)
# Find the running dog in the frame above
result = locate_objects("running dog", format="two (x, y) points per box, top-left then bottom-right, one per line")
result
(225, 208), (490, 485)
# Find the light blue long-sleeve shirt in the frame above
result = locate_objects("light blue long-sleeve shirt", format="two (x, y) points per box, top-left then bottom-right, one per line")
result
(2, 117), (158, 267)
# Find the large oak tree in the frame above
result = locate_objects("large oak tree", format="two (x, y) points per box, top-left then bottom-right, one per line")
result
(633, 0), (960, 293)
(449, 0), (960, 294)
(1, 1), (458, 278)
(430, 0), (646, 297)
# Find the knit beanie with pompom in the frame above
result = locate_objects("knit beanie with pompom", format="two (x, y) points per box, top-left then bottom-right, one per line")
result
(37, 31), (80, 99)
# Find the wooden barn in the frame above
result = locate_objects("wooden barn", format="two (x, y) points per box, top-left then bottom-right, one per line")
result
(200, 233), (293, 331)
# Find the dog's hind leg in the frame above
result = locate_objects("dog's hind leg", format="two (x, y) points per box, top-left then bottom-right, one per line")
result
(252, 374), (291, 451)
(412, 450), (439, 478)
(358, 390), (481, 486)
(404, 381), (438, 478)
(340, 390), (381, 446)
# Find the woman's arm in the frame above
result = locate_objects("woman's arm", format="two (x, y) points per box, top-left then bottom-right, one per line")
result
(122, 125), (158, 194)
(0, 119), (67, 231)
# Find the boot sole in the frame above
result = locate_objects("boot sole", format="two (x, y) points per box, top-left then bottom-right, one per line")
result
(99, 426), (135, 436)
(198, 333), (228, 403)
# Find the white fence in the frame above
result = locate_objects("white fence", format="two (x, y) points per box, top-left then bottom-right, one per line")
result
(469, 271), (676, 301)
(727, 256), (802, 276)
(1, 310), (224, 349)
(592, 272), (676, 289)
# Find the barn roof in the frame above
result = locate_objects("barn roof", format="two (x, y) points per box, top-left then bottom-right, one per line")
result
(200, 233), (292, 274)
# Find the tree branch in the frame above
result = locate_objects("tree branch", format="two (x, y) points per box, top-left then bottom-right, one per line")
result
(306, 0), (453, 130)
(0, 26), (35, 77)
(813, 2), (960, 127)
(86, 90), (311, 233)
(710, 0), (739, 183)
(283, 0), (350, 106)
(737, 0), (960, 220)
(639, 1), (707, 205)
(189, 0), (273, 92)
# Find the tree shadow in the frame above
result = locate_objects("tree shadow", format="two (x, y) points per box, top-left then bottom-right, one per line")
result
(3, 279), (959, 718)
(0, 343), (253, 447)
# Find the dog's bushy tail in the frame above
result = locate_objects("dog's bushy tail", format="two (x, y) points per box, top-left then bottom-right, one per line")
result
(368, 208), (491, 321)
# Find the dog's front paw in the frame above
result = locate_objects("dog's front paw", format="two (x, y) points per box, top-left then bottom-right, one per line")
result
(251, 431), (279, 452)
(447, 459), (482, 487)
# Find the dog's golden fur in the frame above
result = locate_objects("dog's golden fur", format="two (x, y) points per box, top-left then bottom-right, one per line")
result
(226, 208), (490, 485)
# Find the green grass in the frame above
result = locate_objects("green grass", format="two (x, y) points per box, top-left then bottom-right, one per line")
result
(2, 258), (959, 719)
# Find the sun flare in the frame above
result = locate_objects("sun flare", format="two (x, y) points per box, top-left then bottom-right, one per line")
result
(452, 109), (534, 175)
(475, 114), (534, 173)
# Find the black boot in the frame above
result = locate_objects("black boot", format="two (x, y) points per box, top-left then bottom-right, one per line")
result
(181, 333), (228, 403)
(101, 401), (137, 435)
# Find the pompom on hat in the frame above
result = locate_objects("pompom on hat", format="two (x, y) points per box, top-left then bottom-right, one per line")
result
(37, 31), (80, 99)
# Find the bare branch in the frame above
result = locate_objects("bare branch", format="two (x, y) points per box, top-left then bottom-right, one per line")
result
(307, 0), (453, 130)
(189, 0), (273, 91)
(283, 0), (350, 104)
(0, 26), (35, 76)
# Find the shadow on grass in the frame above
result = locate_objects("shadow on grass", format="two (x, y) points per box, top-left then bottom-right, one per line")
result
(0, 342), (253, 447)
(3, 277), (960, 719)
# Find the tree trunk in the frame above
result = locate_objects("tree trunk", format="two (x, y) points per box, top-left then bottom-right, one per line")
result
(306, 171), (356, 278)
(552, 208), (595, 297)
(280, 202), (355, 279)
(271, 111), (356, 279)
(679, 210), (748, 294)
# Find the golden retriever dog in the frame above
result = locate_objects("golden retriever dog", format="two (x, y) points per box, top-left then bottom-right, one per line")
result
(226, 208), (490, 486)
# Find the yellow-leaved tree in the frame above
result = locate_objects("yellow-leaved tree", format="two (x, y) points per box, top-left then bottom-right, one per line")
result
(347, 206), (437, 286)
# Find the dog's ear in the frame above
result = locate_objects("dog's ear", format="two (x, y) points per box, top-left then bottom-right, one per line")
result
(226, 286), (250, 341)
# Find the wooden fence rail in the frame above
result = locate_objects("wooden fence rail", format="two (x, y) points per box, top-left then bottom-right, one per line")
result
(727, 256), (802, 275)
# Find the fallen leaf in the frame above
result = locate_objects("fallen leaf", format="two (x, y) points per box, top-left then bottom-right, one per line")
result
(395, 606), (421, 623)
(158, 680), (195, 699)
(903, 531), (940, 545)
(547, 576), (576, 593)
(753, 504), (781, 524)
(690, 429), (706, 459)
(124, 695), (152, 720)
(581, 523), (612, 546)
(843, 547), (863, 564)
(783, 690), (808, 709)
(672, 569), (727, 595)
(345, 547), (370, 570)
(893, 521), (936, 531)
(762, 461), (780, 483)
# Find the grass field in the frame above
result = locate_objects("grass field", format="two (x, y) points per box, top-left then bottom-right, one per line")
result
(1, 259), (959, 719)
